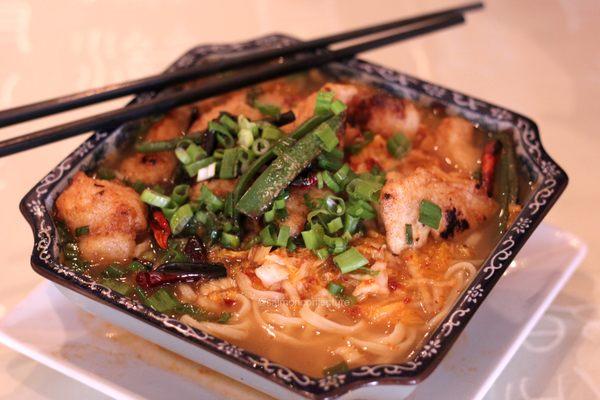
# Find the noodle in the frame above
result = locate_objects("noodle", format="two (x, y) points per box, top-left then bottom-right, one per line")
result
(236, 273), (285, 302)
(300, 303), (365, 334)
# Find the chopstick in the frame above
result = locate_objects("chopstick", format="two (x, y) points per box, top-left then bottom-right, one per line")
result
(0, 13), (466, 158)
(0, 2), (482, 128)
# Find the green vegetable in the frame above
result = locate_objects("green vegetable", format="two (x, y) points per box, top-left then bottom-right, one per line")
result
(327, 282), (345, 296)
(140, 188), (170, 208)
(101, 278), (131, 295)
(315, 123), (339, 152)
(323, 361), (349, 376)
(171, 184), (190, 205)
(96, 167), (116, 180)
(219, 148), (240, 179)
(185, 157), (216, 177)
(387, 132), (411, 158)
(170, 204), (194, 235)
(237, 115), (342, 217)
(253, 100), (281, 117)
(102, 264), (127, 279)
(146, 288), (180, 313)
(219, 113), (238, 132)
(314, 91), (335, 116)
(405, 223), (413, 245)
(220, 232), (240, 249)
(75, 226), (89, 237)
(419, 200), (442, 229)
(333, 247), (369, 274)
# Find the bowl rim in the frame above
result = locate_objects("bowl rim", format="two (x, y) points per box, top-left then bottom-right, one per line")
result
(19, 34), (568, 399)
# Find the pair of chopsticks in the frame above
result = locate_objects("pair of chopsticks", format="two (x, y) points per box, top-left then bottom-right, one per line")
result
(0, 2), (482, 158)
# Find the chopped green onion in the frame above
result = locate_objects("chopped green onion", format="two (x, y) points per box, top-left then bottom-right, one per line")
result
(419, 200), (442, 229)
(327, 217), (343, 233)
(315, 247), (330, 260)
(161, 200), (178, 219)
(238, 115), (259, 136)
(314, 91), (335, 115)
(331, 99), (347, 115)
(333, 247), (369, 274)
(276, 225), (290, 247)
(344, 214), (360, 234)
(186, 142), (206, 161)
(322, 171), (341, 192)
(259, 225), (275, 246)
(251, 138), (271, 156)
(387, 133), (411, 159)
(323, 361), (349, 376)
(217, 312), (232, 324)
(324, 196), (346, 216)
(171, 184), (190, 205)
(219, 148), (239, 179)
(196, 161), (217, 182)
(170, 204), (193, 235)
(140, 188), (171, 208)
(101, 278), (131, 295)
(102, 264), (127, 279)
(317, 148), (344, 171)
(238, 129), (254, 149)
(261, 124), (282, 140)
(220, 232), (240, 249)
(253, 100), (281, 117)
(346, 178), (382, 202)
(175, 142), (193, 164)
(185, 156), (216, 177)
(146, 288), (180, 313)
(128, 260), (147, 272)
(96, 167), (116, 180)
(263, 209), (276, 223)
(314, 123), (339, 152)
(208, 121), (231, 137)
(405, 223), (414, 245)
(327, 282), (345, 296)
(75, 226), (90, 236)
(301, 226), (323, 250)
(219, 113), (238, 132)
(199, 186), (224, 212)
(316, 172), (324, 189)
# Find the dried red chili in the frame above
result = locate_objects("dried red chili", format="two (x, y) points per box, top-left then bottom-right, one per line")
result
(149, 210), (171, 249)
(481, 140), (501, 197)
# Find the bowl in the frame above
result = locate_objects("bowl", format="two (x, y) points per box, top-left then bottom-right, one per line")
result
(20, 34), (568, 399)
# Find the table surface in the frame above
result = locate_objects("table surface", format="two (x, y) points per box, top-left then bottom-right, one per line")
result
(0, 1), (598, 399)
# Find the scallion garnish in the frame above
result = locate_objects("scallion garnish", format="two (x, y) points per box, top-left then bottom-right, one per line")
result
(199, 186), (224, 212)
(322, 171), (341, 192)
(219, 148), (240, 179)
(333, 247), (369, 274)
(169, 204), (193, 235)
(405, 223), (413, 245)
(323, 361), (349, 376)
(315, 123), (339, 152)
(419, 200), (442, 229)
(185, 156), (216, 177)
(171, 184), (190, 205)
(140, 188), (171, 208)
(253, 100), (281, 117)
(330, 99), (347, 115)
(387, 132), (411, 158)
(219, 113), (238, 132)
(220, 232), (240, 249)
(75, 226), (90, 236)
(327, 282), (345, 296)
(196, 161), (217, 182)
(276, 225), (290, 247)
(327, 217), (343, 233)
(261, 124), (282, 140)
(314, 91), (335, 115)
(251, 138), (271, 156)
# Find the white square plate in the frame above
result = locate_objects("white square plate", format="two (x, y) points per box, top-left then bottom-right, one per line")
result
(0, 224), (586, 400)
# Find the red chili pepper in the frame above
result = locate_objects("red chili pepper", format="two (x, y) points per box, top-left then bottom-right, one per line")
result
(481, 140), (501, 197)
(136, 271), (190, 289)
(149, 210), (171, 249)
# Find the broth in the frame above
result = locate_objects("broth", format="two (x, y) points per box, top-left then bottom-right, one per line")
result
(54, 71), (526, 377)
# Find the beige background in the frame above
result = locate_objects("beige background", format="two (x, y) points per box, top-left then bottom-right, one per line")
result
(0, 0), (599, 398)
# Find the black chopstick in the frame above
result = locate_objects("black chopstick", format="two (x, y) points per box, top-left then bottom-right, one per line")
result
(0, 2), (482, 128)
(0, 13), (465, 158)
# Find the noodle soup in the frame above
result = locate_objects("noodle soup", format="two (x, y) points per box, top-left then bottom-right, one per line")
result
(53, 71), (526, 377)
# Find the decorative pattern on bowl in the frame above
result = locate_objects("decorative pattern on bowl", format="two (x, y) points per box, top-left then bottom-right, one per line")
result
(20, 34), (568, 399)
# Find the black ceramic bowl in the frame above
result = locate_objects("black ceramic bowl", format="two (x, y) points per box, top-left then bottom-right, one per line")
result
(20, 34), (567, 399)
